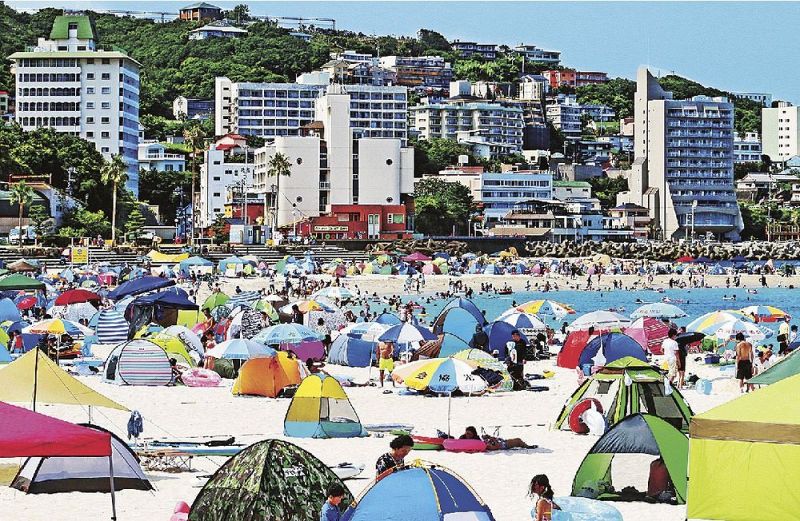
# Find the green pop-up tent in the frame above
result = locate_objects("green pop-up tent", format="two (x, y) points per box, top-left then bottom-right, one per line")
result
(748, 349), (800, 385)
(555, 357), (693, 433)
(688, 373), (800, 521)
(572, 413), (688, 504)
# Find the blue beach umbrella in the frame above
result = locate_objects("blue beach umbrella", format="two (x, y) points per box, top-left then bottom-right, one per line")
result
(378, 323), (437, 344)
(252, 323), (321, 345)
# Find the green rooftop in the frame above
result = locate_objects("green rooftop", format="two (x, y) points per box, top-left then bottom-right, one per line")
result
(553, 180), (591, 188)
(50, 16), (95, 41)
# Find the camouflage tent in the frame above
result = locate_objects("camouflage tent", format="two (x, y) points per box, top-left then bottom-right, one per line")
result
(189, 439), (352, 521)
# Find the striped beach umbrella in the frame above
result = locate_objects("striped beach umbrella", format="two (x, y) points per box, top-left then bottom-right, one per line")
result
(686, 310), (753, 335)
(515, 300), (575, 318)
(739, 305), (790, 323)
(630, 302), (686, 319)
(393, 357), (487, 394)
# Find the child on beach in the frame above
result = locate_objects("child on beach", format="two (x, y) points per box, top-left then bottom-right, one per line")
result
(529, 474), (558, 521)
(377, 340), (395, 388)
(319, 482), (346, 521)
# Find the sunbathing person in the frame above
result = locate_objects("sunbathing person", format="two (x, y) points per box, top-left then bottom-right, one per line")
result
(460, 426), (536, 450)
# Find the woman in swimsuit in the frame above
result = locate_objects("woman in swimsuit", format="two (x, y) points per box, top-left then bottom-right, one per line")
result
(529, 474), (557, 521)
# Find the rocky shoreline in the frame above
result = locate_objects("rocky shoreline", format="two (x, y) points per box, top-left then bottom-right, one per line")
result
(365, 238), (800, 261)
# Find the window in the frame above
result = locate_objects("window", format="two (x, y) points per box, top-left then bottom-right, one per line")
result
(101, 147), (110, 153)
(102, 58), (110, 64)
(86, 131), (94, 138)
(101, 73), (110, 80)
(101, 87), (110, 95)
(213, 176), (221, 181)
(86, 102), (95, 109)
(87, 73), (95, 80)
(101, 102), (110, 109)
(86, 87), (95, 94)
(101, 131), (110, 138)
(86, 117), (94, 124)
(101, 117), (110, 124)
(213, 192), (221, 197)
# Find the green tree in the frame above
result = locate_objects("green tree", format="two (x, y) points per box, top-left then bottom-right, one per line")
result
(588, 176), (629, 210)
(412, 138), (474, 176)
(576, 78), (637, 119)
(28, 203), (52, 247)
(266, 152), (292, 233)
(100, 154), (128, 246)
(412, 177), (473, 235)
(58, 208), (111, 239)
(209, 213), (228, 244)
(139, 168), (192, 225)
(227, 4), (251, 23)
(124, 205), (146, 242)
(9, 181), (33, 249)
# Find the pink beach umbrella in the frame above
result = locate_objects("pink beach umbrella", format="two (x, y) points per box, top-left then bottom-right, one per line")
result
(625, 317), (670, 355)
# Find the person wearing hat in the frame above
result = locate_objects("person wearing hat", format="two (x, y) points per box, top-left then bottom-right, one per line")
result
(471, 323), (489, 353)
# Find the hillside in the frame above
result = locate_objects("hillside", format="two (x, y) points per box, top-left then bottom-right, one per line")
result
(0, 6), (762, 135)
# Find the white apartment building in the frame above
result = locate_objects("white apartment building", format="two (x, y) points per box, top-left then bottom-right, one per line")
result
(198, 146), (251, 228)
(733, 132), (762, 163)
(10, 15), (141, 195)
(332, 50), (377, 64)
(215, 78), (408, 145)
(428, 167), (553, 224)
(617, 68), (742, 241)
(546, 95), (581, 136)
(514, 44), (561, 66)
(138, 142), (186, 172)
(410, 85), (524, 157)
(762, 102), (800, 163)
(251, 84), (414, 228)
(518, 75), (549, 101)
(733, 92), (772, 107)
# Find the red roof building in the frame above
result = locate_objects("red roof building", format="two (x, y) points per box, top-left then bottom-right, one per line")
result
(299, 204), (411, 240)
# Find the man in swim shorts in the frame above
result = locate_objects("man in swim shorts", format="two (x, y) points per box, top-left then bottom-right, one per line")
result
(735, 332), (754, 393)
(377, 339), (395, 388)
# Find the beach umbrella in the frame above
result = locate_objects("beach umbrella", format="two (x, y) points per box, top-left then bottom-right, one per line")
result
(312, 287), (354, 301)
(686, 310), (753, 335)
(713, 320), (772, 342)
(49, 302), (98, 323)
(205, 339), (276, 360)
(497, 311), (547, 331)
(279, 298), (337, 314)
(515, 299), (575, 319)
(253, 299), (279, 322)
(263, 294), (284, 302)
(226, 290), (261, 309)
(210, 305), (233, 322)
(739, 305), (790, 323)
(201, 292), (230, 310)
(393, 357), (487, 394)
(630, 302), (686, 320)
(15, 296), (37, 311)
(346, 321), (391, 342)
(24, 318), (93, 337)
(252, 324), (322, 345)
(675, 256), (695, 263)
(54, 289), (101, 306)
(402, 252), (431, 262)
(625, 317), (670, 354)
(2, 320), (29, 334)
(378, 323), (437, 344)
(162, 325), (203, 354)
(569, 311), (630, 331)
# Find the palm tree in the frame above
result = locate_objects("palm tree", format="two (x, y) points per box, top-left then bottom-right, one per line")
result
(9, 180), (33, 250)
(100, 154), (128, 246)
(266, 152), (292, 240)
(183, 125), (206, 248)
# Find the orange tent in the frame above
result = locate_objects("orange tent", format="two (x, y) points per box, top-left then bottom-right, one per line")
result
(232, 352), (304, 398)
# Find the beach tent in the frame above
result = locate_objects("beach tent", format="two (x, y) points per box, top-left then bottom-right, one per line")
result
(94, 308), (129, 345)
(0, 402), (120, 519)
(432, 297), (487, 336)
(576, 333), (648, 369)
(327, 333), (374, 367)
(284, 374), (367, 438)
(555, 357), (693, 433)
(374, 312), (402, 325)
(687, 373), (800, 521)
(341, 462), (495, 521)
(0, 297), (22, 322)
(104, 340), (173, 386)
(12, 424), (151, 493)
(232, 352), (303, 398)
(107, 276), (175, 300)
(128, 290), (199, 336)
(749, 348), (800, 385)
(189, 439), (352, 521)
(571, 413), (688, 504)
(0, 344), (10, 363)
(482, 321), (529, 360)
(438, 332), (471, 358)
(0, 349), (126, 411)
(147, 250), (189, 263)
(148, 333), (196, 366)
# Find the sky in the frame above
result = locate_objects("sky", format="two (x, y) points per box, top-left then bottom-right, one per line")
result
(7, 1), (800, 102)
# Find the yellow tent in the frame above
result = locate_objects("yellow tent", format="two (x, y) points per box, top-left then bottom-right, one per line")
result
(147, 250), (189, 263)
(283, 374), (366, 438)
(0, 349), (127, 410)
(176, 310), (203, 328)
(149, 333), (196, 366)
(687, 372), (800, 521)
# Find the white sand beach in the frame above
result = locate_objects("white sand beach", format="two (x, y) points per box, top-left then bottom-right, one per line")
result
(0, 273), (771, 520)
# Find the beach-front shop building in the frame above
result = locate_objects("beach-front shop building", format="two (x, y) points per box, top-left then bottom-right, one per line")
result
(299, 204), (411, 240)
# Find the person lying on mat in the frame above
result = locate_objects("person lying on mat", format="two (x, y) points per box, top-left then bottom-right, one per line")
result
(460, 426), (536, 450)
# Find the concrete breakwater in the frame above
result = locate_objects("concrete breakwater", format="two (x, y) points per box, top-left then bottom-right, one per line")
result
(365, 238), (800, 261)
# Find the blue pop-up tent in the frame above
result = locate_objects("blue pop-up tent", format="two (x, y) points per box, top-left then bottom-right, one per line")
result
(107, 276), (175, 301)
(578, 333), (648, 368)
